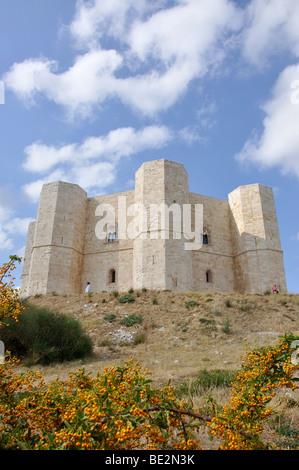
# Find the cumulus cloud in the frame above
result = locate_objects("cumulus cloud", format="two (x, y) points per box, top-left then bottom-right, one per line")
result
(69, 0), (151, 49)
(22, 125), (173, 201)
(236, 64), (299, 179)
(242, 0), (299, 65)
(128, 0), (242, 64)
(4, 49), (123, 118)
(3, 0), (243, 118)
(0, 198), (34, 253)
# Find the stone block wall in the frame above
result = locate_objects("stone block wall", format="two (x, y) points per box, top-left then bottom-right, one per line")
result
(20, 159), (287, 296)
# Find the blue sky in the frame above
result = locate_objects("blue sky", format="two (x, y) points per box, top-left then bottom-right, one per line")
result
(0, 0), (298, 293)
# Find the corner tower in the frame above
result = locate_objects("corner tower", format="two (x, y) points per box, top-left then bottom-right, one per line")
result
(21, 181), (87, 296)
(229, 183), (287, 293)
(133, 159), (192, 291)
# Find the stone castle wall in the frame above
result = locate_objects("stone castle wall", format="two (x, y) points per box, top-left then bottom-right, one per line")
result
(21, 159), (287, 296)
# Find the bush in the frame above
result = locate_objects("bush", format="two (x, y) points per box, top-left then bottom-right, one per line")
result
(0, 334), (298, 450)
(118, 294), (135, 303)
(222, 317), (231, 334)
(103, 313), (116, 323)
(185, 300), (199, 309)
(120, 314), (143, 327)
(0, 303), (92, 365)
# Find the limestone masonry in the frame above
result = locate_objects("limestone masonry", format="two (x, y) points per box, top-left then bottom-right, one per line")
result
(21, 159), (287, 296)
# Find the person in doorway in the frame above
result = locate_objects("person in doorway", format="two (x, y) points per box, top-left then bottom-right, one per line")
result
(85, 281), (91, 293)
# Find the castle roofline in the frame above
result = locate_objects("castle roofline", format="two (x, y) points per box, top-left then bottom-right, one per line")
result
(229, 182), (273, 196)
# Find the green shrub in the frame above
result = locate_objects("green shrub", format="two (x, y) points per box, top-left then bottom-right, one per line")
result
(222, 317), (231, 334)
(185, 300), (199, 309)
(120, 314), (143, 327)
(118, 294), (135, 303)
(103, 313), (116, 323)
(0, 303), (92, 365)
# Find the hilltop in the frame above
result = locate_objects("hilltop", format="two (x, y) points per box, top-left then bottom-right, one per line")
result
(21, 290), (299, 386)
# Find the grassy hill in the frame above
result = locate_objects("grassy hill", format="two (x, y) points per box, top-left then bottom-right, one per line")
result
(21, 290), (299, 384)
(14, 290), (299, 449)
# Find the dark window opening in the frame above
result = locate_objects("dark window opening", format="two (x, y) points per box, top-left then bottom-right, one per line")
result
(108, 231), (117, 243)
(203, 233), (209, 245)
(109, 269), (116, 283)
(206, 270), (212, 283)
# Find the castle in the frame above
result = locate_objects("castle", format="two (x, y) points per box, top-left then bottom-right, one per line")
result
(21, 159), (287, 296)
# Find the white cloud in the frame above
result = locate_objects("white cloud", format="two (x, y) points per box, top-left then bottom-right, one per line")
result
(4, 49), (123, 118)
(24, 125), (172, 174)
(179, 127), (202, 146)
(236, 63), (299, 179)
(0, 199), (34, 253)
(129, 0), (242, 64)
(4, 217), (34, 236)
(242, 0), (299, 65)
(3, 0), (243, 118)
(22, 125), (173, 201)
(69, 0), (151, 49)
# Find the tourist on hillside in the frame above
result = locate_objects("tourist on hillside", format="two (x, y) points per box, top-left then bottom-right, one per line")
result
(85, 281), (91, 293)
(272, 284), (279, 294)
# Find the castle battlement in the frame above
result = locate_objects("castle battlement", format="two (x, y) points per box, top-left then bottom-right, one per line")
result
(21, 159), (287, 295)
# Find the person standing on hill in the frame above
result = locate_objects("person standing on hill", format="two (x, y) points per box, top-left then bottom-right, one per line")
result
(85, 281), (91, 293)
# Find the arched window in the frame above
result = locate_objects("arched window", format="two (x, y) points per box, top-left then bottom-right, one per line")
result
(206, 270), (212, 283)
(109, 269), (116, 284)
(203, 233), (209, 245)
(202, 227), (211, 245)
(108, 231), (117, 242)
(107, 224), (117, 243)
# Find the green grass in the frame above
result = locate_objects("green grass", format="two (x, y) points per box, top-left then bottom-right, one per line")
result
(176, 369), (238, 397)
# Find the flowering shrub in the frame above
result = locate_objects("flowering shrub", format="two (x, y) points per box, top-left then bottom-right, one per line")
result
(208, 333), (299, 449)
(0, 358), (202, 450)
(0, 333), (298, 450)
(0, 255), (24, 327)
